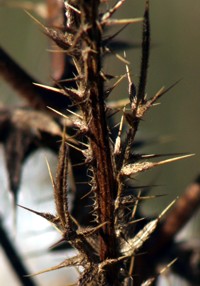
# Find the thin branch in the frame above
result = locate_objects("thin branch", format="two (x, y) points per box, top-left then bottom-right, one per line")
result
(137, 0), (150, 104)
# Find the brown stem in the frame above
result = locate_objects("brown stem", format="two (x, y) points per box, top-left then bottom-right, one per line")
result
(81, 0), (117, 262)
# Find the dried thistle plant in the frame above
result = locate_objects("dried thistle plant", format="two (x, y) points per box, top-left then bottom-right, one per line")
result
(1, 1), (200, 286)
(18, 0), (194, 285)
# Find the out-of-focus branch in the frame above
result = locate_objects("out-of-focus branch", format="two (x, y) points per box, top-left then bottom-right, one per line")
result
(0, 47), (46, 109)
(161, 177), (200, 234)
(0, 47), (71, 111)
(0, 216), (37, 286)
(152, 176), (200, 254)
(46, 0), (77, 82)
(46, 0), (66, 81)
(133, 176), (200, 286)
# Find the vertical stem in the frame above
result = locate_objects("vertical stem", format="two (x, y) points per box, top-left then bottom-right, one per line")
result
(81, 0), (117, 262)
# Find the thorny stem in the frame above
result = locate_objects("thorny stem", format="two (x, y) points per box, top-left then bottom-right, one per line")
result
(80, 1), (118, 262)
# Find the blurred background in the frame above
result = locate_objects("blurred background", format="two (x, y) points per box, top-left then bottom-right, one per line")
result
(0, 0), (200, 285)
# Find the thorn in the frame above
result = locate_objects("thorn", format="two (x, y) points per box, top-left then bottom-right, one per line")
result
(140, 152), (189, 159)
(155, 153), (195, 167)
(45, 157), (56, 192)
(127, 217), (146, 225)
(104, 18), (144, 26)
(78, 222), (108, 237)
(141, 258), (178, 285)
(49, 238), (66, 250)
(159, 258), (178, 275)
(107, 98), (130, 109)
(66, 109), (83, 119)
(131, 190), (141, 219)
(139, 194), (167, 200)
(148, 79), (181, 107)
(158, 198), (178, 219)
(81, 189), (94, 199)
(33, 83), (66, 95)
(114, 109), (125, 155)
(101, 0), (126, 22)
(66, 142), (84, 153)
(47, 106), (68, 119)
(24, 256), (82, 277)
(125, 52), (136, 103)
(64, 2), (81, 14)
(105, 74), (126, 97)
(104, 47), (130, 64)
(18, 205), (56, 223)
(24, 10), (45, 28)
